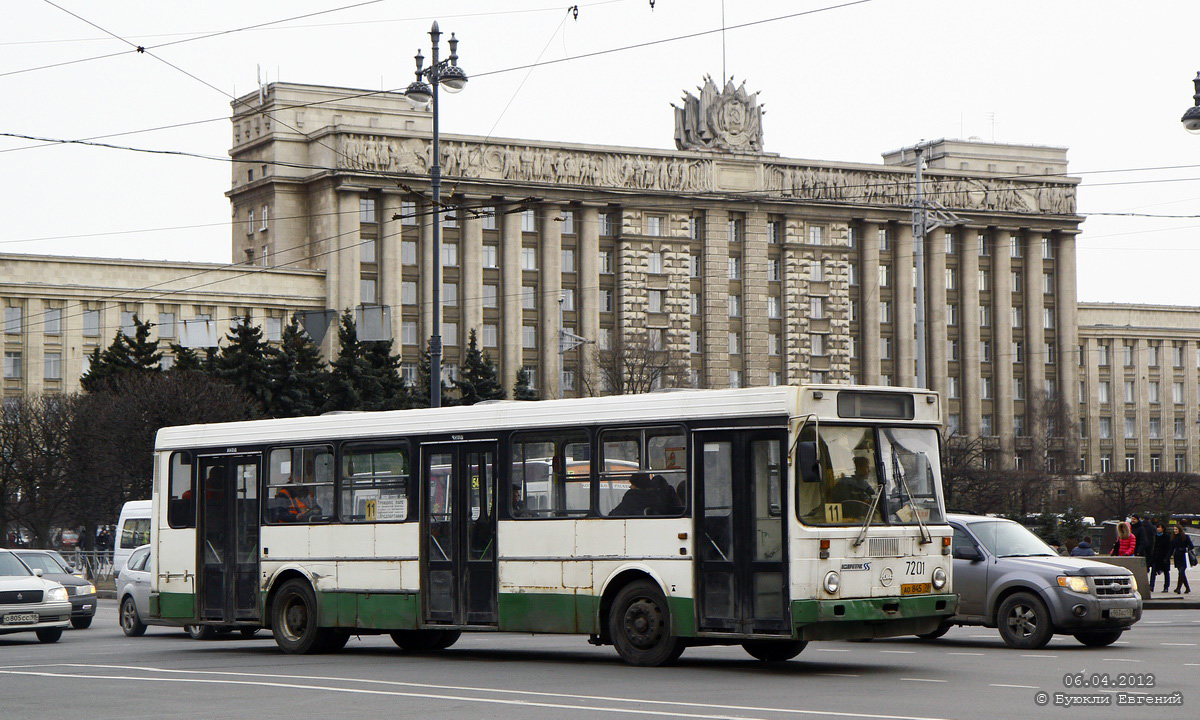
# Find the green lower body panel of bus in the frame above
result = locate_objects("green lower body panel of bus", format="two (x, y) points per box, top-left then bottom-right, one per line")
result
(496, 592), (696, 637)
(155, 592), (195, 620)
(791, 594), (957, 641)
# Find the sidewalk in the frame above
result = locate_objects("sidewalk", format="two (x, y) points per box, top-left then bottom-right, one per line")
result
(1143, 594), (1200, 610)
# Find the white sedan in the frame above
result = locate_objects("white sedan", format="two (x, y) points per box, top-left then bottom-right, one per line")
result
(0, 548), (72, 643)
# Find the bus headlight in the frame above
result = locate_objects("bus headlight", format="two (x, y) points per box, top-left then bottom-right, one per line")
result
(932, 567), (947, 590)
(823, 571), (841, 594)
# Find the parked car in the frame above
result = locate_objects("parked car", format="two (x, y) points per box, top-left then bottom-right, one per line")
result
(11, 549), (97, 629)
(115, 544), (258, 640)
(0, 548), (72, 643)
(919, 513), (1142, 649)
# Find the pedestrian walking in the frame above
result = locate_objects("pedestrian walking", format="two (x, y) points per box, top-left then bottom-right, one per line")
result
(1170, 525), (1194, 594)
(1148, 523), (1172, 595)
(1070, 535), (1096, 556)
(1130, 514), (1152, 558)
(1110, 522), (1136, 557)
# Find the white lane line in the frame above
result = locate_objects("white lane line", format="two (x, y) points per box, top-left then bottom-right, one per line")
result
(816, 648), (851, 652)
(990, 684), (1039, 689)
(818, 673), (862, 678)
(878, 650), (916, 654)
(1143, 621), (1169, 624)
(1020, 654), (1056, 658)
(946, 652), (984, 656)
(0, 665), (952, 720)
(1185, 663), (1200, 666)
(1104, 658), (1142, 663)
(1161, 643), (1197, 646)
(900, 678), (947, 683)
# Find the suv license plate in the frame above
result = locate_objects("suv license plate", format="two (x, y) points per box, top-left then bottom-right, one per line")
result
(1110, 608), (1134, 618)
(901, 583), (931, 595)
(3, 613), (38, 625)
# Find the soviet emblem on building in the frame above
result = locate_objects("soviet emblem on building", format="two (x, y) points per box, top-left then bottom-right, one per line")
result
(672, 75), (764, 154)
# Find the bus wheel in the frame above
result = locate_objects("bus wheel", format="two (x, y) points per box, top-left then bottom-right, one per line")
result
(272, 579), (332, 654)
(742, 640), (807, 662)
(390, 629), (461, 652)
(239, 627), (261, 639)
(187, 625), (218, 640)
(609, 580), (685, 667)
(319, 629), (351, 652)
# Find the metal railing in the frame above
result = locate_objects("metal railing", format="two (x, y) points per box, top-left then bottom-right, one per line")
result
(60, 549), (116, 588)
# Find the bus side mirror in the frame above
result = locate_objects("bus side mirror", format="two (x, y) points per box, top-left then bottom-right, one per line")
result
(796, 441), (821, 483)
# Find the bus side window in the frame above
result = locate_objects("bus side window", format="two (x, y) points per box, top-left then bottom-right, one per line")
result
(168, 451), (195, 529)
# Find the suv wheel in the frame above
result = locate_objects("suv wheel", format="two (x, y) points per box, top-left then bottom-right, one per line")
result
(997, 592), (1053, 649)
(1073, 629), (1122, 647)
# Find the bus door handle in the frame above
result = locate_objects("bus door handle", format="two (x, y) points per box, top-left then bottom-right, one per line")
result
(159, 571), (193, 583)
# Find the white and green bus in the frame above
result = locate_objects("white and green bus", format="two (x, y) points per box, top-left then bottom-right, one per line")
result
(148, 385), (955, 665)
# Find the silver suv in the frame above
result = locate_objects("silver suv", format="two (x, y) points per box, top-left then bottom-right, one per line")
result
(919, 514), (1141, 649)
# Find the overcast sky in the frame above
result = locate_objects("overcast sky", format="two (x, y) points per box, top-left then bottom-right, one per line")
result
(4, 0), (1200, 306)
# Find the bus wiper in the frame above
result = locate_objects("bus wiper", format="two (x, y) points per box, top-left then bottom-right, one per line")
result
(852, 482), (886, 548)
(892, 448), (931, 545)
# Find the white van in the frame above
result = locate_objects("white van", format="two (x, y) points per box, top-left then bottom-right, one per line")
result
(112, 500), (151, 579)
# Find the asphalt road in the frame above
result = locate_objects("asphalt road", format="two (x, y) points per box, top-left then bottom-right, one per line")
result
(1, 602), (1196, 720)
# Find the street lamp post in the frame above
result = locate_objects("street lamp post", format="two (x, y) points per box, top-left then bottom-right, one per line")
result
(1182, 71), (1200, 133)
(402, 21), (467, 408)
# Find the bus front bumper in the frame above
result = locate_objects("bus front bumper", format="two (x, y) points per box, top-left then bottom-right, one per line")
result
(791, 593), (957, 641)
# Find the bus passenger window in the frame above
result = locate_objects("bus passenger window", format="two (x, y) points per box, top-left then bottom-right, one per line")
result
(340, 443), (410, 522)
(167, 452), (195, 528)
(266, 445), (334, 523)
(510, 432), (591, 518)
(599, 426), (687, 517)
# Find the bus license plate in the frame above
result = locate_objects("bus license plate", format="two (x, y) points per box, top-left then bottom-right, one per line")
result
(1110, 608), (1134, 618)
(901, 583), (930, 595)
(3, 613), (38, 625)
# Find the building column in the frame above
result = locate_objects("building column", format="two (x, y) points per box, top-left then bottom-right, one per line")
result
(992, 228), (1015, 467)
(960, 227), (981, 438)
(419, 199), (435, 351)
(895, 220), (915, 387)
(499, 203), (523, 396)
(744, 210), (769, 387)
(702, 208), (730, 388)
(579, 205), (601, 394)
(461, 198), (484, 342)
(1023, 229), (1046, 404)
(539, 202), (563, 398)
(927, 227), (948, 414)
(1055, 229), (1081, 467)
(859, 220), (881, 385)
(335, 190), (360, 316)
(380, 192), (404, 346)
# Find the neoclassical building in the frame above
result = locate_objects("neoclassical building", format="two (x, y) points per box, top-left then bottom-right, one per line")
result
(4, 79), (1090, 471)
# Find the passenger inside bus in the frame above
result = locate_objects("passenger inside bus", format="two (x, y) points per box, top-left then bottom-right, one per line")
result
(831, 456), (876, 508)
(609, 473), (684, 516)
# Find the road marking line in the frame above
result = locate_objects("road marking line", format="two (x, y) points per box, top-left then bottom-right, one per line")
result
(818, 673), (862, 678)
(816, 648), (851, 652)
(946, 652), (984, 656)
(878, 650), (916, 654)
(900, 678), (947, 683)
(0, 665), (953, 720)
(1020, 654), (1056, 658)
(1161, 643), (1197, 646)
(990, 684), (1038, 689)
(1103, 658), (1141, 663)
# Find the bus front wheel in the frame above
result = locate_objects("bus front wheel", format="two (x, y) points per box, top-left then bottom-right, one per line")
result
(272, 579), (339, 654)
(390, 629), (461, 652)
(609, 580), (685, 667)
(742, 640), (807, 662)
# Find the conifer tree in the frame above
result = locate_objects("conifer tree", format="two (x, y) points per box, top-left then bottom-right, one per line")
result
(324, 311), (365, 412)
(413, 339), (453, 408)
(324, 311), (409, 412)
(80, 315), (161, 392)
(214, 317), (277, 413)
(167, 344), (203, 373)
(267, 319), (327, 417)
(453, 329), (505, 405)
(513, 367), (539, 401)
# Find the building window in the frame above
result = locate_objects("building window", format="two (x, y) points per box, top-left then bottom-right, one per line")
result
(947, 304), (958, 326)
(600, 251), (613, 274)
(730, 369), (743, 388)
(690, 331), (701, 354)
(944, 230), (955, 255)
(769, 371), (782, 386)
(646, 215), (664, 237)
(1010, 233), (1022, 257)
(441, 243), (458, 267)
(981, 376), (993, 399)
(978, 269), (989, 290)
(1011, 270), (1022, 293)
(482, 206), (497, 230)
(768, 296), (781, 318)
(1124, 380), (1136, 403)
(1125, 454), (1136, 472)
(600, 213), (614, 236)
(948, 376), (959, 399)
(522, 287), (536, 310)
(880, 300), (891, 324)
(1149, 417), (1161, 439)
(945, 267), (957, 290)
(1042, 235), (1054, 259)
(728, 295), (742, 317)
(979, 305), (991, 327)
(1100, 454), (1112, 473)
(728, 255), (741, 279)
(482, 244), (498, 268)
(1043, 307), (1054, 329)
(157, 312), (176, 339)
(811, 333), (825, 356)
(561, 211), (575, 235)
(981, 414), (994, 436)
(1099, 417), (1112, 439)
(648, 290), (664, 314)
(3, 307), (22, 335)
(521, 247), (537, 270)
(881, 337), (892, 360)
(246, 210), (255, 235)
(1149, 381), (1160, 404)
(977, 233), (989, 256)
(562, 248), (576, 273)
(401, 200), (418, 225)
(811, 260), (825, 282)
(82, 309), (100, 338)
(522, 209), (536, 233)
(1098, 342), (1111, 366)
(810, 296), (825, 319)
(1174, 381), (1184, 404)
(44, 352), (62, 381)
(689, 254), (701, 278)
(1043, 272), (1054, 295)
(1012, 306), (1023, 328)
(1124, 416), (1136, 439)
(444, 323), (458, 347)
(483, 284), (498, 308)
(770, 333), (781, 356)
(602, 289), (614, 313)
(1014, 376), (1025, 400)
(401, 321), (417, 346)
(947, 338), (959, 361)
(522, 325), (537, 349)
(809, 226), (823, 245)
(1175, 416), (1186, 440)
(3, 351), (21, 379)
(980, 340), (991, 363)
(260, 205), (269, 230)
(728, 216), (744, 243)
(1176, 454), (1188, 472)
(728, 332), (740, 355)
(401, 281), (417, 306)
(767, 220), (781, 244)
(769, 258), (782, 282)
(443, 283), (458, 307)
(1099, 380), (1111, 404)
(401, 241), (417, 265)
(878, 227), (890, 251)
(1148, 342), (1160, 367)
(878, 264), (890, 287)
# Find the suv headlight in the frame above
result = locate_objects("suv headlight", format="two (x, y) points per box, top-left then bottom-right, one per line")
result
(47, 585), (69, 602)
(932, 566), (948, 590)
(1057, 575), (1089, 593)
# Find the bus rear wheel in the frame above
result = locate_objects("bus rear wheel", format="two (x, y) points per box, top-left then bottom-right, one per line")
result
(390, 629), (461, 652)
(609, 580), (685, 667)
(272, 579), (339, 654)
(742, 640), (807, 662)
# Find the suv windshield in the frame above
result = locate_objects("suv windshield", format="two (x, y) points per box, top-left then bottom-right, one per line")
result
(968, 520), (1057, 557)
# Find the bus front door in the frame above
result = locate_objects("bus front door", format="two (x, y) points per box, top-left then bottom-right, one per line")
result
(422, 442), (498, 627)
(196, 455), (261, 624)
(694, 430), (790, 635)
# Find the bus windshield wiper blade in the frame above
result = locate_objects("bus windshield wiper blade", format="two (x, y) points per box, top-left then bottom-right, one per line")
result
(852, 482), (885, 547)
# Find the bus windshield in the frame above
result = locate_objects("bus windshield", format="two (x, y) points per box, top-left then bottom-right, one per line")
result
(796, 425), (944, 527)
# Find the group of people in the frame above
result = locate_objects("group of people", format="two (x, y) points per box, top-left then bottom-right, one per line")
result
(1111, 514), (1195, 595)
